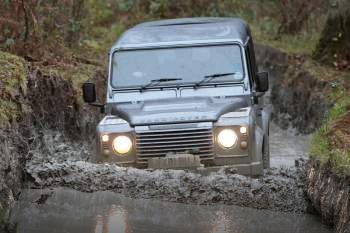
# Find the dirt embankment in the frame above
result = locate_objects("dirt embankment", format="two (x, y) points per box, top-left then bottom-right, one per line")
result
(306, 161), (350, 233)
(0, 51), (105, 231)
(255, 44), (331, 134)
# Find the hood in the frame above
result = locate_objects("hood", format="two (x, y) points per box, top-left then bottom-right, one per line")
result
(111, 97), (248, 126)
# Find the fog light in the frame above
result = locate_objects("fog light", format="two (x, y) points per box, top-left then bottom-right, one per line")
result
(103, 149), (110, 154)
(217, 129), (238, 148)
(240, 141), (248, 149)
(112, 135), (132, 155)
(240, 126), (247, 134)
(101, 134), (109, 142)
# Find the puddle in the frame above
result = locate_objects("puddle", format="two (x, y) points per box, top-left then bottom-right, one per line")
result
(11, 188), (332, 233)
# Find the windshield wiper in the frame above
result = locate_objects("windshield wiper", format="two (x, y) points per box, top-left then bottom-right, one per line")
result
(194, 72), (236, 88)
(140, 78), (182, 91)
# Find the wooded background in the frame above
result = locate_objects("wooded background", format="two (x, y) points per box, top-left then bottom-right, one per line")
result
(0, 0), (348, 70)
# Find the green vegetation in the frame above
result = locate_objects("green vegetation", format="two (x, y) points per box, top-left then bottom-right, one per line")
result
(0, 51), (28, 125)
(310, 85), (350, 175)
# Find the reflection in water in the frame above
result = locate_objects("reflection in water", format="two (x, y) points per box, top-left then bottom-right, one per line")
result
(11, 188), (333, 233)
(94, 205), (128, 233)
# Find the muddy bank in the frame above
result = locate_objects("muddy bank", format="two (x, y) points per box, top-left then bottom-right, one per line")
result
(255, 44), (331, 134)
(0, 51), (105, 231)
(306, 161), (350, 233)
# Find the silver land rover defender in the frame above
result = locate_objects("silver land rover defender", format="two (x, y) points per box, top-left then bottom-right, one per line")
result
(82, 18), (270, 176)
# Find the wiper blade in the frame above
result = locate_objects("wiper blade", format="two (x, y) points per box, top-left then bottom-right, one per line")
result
(195, 72), (236, 88)
(141, 78), (182, 91)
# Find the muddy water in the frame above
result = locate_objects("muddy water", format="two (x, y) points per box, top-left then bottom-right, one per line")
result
(11, 188), (332, 233)
(270, 123), (311, 168)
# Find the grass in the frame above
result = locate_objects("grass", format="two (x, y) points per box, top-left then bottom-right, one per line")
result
(250, 23), (323, 55)
(0, 51), (28, 125)
(310, 92), (350, 175)
(38, 63), (97, 90)
(0, 50), (102, 126)
(37, 62), (102, 105)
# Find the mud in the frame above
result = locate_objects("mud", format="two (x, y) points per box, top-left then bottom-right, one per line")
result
(24, 132), (309, 213)
(306, 161), (350, 233)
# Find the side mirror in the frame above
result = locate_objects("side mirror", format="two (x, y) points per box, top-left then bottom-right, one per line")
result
(82, 82), (96, 103)
(256, 72), (269, 92)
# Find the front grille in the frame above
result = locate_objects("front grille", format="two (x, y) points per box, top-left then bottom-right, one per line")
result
(136, 127), (214, 165)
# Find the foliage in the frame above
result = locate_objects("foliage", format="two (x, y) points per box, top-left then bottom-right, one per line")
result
(0, 0), (329, 60)
(0, 0), (86, 60)
(314, 0), (350, 70)
(275, 0), (326, 35)
(310, 91), (350, 175)
(0, 51), (28, 125)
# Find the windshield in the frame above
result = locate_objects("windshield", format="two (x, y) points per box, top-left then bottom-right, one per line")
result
(111, 44), (244, 89)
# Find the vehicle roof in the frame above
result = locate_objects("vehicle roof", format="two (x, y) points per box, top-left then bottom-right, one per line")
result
(111, 17), (251, 50)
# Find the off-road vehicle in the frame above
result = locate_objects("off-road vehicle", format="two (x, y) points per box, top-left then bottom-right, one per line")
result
(82, 18), (270, 175)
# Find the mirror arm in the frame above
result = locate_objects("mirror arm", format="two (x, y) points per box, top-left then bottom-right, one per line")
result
(89, 103), (103, 107)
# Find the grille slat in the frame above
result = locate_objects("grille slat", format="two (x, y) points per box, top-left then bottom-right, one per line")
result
(136, 130), (211, 138)
(136, 134), (211, 142)
(136, 127), (214, 165)
(138, 144), (212, 152)
(137, 140), (212, 148)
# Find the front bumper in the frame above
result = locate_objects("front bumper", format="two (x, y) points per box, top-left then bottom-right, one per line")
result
(96, 120), (262, 175)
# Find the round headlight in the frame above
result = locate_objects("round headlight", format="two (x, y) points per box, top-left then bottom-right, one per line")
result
(112, 136), (132, 154)
(217, 129), (238, 148)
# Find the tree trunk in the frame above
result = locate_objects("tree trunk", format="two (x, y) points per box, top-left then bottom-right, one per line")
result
(314, 0), (350, 69)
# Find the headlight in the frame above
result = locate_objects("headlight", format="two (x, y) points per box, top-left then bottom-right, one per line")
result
(112, 135), (132, 154)
(217, 129), (238, 148)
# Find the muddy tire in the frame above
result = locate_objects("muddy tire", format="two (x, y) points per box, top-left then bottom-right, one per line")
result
(262, 138), (270, 169)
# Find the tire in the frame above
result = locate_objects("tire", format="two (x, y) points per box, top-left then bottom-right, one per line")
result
(262, 137), (270, 169)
